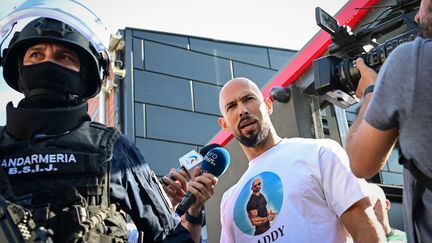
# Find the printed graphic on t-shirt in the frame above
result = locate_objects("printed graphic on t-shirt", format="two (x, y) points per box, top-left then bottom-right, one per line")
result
(233, 172), (283, 236)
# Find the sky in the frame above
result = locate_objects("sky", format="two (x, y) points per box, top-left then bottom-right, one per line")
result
(0, 0), (348, 125)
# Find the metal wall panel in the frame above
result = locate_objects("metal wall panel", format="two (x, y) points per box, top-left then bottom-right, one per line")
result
(135, 138), (197, 176)
(144, 41), (232, 85)
(190, 38), (270, 68)
(268, 48), (296, 70)
(232, 61), (277, 88)
(193, 82), (222, 115)
(133, 29), (189, 49)
(134, 70), (193, 110)
(146, 105), (220, 145)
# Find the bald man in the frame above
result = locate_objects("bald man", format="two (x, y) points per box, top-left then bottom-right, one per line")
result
(218, 77), (385, 243)
(368, 184), (407, 242)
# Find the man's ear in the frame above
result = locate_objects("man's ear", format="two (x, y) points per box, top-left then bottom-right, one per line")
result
(218, 117), (229, 132)
(264, 97), (273, 115)
(385, 199), (391, 210)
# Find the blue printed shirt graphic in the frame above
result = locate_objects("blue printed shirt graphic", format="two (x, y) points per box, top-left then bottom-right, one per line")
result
(234, 173), (282, 236)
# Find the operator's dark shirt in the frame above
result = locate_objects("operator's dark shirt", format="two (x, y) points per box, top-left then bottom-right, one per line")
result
(109, 134), (193, 242)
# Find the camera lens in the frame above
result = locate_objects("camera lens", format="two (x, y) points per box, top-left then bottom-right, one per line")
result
(336, 59), (359, 95)
(348, 59), (360, 88)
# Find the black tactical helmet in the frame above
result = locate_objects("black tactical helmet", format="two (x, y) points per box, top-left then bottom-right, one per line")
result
(2, 17), (107, 99)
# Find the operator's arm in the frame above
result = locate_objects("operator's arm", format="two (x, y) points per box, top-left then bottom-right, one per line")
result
(345, 58), (398, 178)
(340, 197), (386, 242)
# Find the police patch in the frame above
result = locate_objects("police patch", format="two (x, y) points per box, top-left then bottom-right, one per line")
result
(1, 152), (98, 177)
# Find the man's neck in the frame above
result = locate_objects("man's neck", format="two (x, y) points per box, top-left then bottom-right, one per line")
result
(383, 222), (392, 236)
(242, 130), (282, 161)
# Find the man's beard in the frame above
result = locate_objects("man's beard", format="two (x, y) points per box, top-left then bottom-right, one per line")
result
(418, 16), (432, 39)
(235, 116), (271, 147)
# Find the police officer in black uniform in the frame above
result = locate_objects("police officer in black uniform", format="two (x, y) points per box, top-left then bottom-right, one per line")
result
(0, 17), (217, 243)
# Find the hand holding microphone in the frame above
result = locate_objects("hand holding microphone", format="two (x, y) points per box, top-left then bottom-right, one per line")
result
(175, 147), (231, 216)
(161, 143), (221, 183)
(161, 144), (221, 207)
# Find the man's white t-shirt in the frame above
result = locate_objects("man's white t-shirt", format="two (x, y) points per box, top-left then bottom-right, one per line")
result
(220, 138), (368, 243)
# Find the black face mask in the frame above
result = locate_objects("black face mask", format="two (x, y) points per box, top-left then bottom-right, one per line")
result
(19, 61), (85, 107)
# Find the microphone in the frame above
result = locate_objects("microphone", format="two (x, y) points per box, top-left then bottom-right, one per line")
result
(160, 144), (221, 184)
(175, 147), (230, 216)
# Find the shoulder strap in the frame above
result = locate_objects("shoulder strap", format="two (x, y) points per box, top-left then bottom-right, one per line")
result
(88, 121), (121, 162)
(90, 122), (121, 206)
(399, 148), (432, 191)
(101, 127), (121, 161)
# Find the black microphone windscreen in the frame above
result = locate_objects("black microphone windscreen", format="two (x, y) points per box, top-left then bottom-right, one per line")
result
(198, 143), (221, 157)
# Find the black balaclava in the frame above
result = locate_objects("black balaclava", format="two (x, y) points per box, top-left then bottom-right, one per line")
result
(18, 60), (86, 108)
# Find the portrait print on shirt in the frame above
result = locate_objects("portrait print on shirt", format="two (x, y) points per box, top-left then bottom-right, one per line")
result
(233, 172), (283, 236)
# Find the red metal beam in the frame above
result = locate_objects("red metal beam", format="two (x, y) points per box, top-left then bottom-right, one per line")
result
(210, 0), (380, 147)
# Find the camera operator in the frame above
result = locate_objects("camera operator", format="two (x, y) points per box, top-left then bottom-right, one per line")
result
(0, 17), (217, 243)
(346, 0), (432, 242)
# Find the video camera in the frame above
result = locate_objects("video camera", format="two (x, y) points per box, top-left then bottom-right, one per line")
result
(313, 0), (419, 108)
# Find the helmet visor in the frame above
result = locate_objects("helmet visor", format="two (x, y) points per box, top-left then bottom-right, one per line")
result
(0, 0), (110, 56)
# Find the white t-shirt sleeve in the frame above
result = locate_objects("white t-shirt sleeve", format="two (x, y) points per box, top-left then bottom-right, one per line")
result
(319, 140), (368, 217)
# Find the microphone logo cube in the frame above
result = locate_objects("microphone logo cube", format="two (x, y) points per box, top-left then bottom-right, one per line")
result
(179, 150), (203, 171)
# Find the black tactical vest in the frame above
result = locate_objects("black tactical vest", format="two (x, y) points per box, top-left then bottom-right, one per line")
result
(0, 103), (127, 243)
